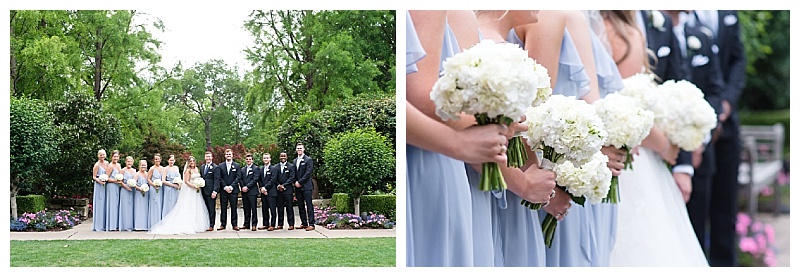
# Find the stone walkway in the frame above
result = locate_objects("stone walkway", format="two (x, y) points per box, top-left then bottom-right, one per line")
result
(9, 207), (396, 241)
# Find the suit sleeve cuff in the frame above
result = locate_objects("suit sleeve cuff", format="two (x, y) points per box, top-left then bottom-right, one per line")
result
(672, 165), (694, 177)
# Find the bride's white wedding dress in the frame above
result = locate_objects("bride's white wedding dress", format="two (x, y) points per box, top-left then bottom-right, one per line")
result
(610, 148), (709, 266)
(148, 173), (209, 234)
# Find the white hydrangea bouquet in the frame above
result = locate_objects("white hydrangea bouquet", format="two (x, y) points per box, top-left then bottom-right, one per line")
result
(139, 183), (150, 197)
(593, 93), (655, 203)
(541, 151), (613, 247)
(522, 94), (608, 210)
(98, 174), (109, 185)
(171, 177), (183, 189)
(192, 178), (205, 193)
(115, 174), (124, 181)
(651, 80), (717, 151)
(152, 179), (162, 193)
(430, 39), (550, 191)
(617, 73), (658, 111)
(126, 179), (137, 190)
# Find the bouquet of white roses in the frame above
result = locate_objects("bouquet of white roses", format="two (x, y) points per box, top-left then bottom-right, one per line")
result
(139, 183), (150, 197)
(651, 80), (717, 151)
(430, 39), (551, 191)
(126, 179), (137, 189)
(540, 151), (612, 247)
(115, 174), (124, 181)
(192, 178), (205, 193)
(522, 94), (608, 210)
(617, 73), (658, 111)
(593, 93), (655, 203)
(98, 174), (109, 184)
(171, 177), (183, 188)
(152, 180), (162, 193)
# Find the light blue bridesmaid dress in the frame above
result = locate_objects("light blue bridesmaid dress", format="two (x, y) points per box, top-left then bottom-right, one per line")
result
(104, 165), (121, 231)
(92, 164), (107, 231)
(406, 19), (475, 267)
(513, 28), (596, 267)
(147, 168), (164, 229)
(161, 167), (180, 217)
(589, 27), (625, 267)
(119, 169), (135, 231)
(406, 11), (424, 75)
(133, 172), (149, 231)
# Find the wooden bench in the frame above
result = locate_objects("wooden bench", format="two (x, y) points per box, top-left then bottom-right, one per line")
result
(738, 123), (785, 216)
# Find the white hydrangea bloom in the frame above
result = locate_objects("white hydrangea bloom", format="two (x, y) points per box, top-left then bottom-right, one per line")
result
(652, 80), (718, 151)
(617, 73), (659, 111)
(524, 95), (607, 164)
(593, 93), (655, 149)
(555, 151), (612, 205)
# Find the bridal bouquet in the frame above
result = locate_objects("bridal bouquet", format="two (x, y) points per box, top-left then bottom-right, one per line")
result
(192, 178), (205, 193)
(139, 183), (150, 197)
(152, 180), (162, 193)
(651, 80), (717, 151)
(126, 179), (137, 189)
(114, 174), (124, 181)
(522, 94), (608, 210)
(430, 39), (551, 190)
(98, 174), (109, 185)
(171, 177), (183, 188)
(541, 151), (612, 247)
(593, 93), (655, 203)
(617, 73), (658, 111)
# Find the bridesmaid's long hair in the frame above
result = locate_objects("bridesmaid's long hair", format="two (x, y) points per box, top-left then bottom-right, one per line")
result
(601, 10), (653, 74)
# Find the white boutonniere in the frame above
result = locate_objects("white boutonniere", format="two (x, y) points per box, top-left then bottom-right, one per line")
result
(724, 14), (737, 26)
(687, 36), (702, 50)
(231, 168), (236, 172)
(650, 10), (666, 31)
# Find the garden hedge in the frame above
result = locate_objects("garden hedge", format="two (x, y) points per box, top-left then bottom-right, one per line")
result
(330, 193), (395, 216)
(16, 195), (47, 214)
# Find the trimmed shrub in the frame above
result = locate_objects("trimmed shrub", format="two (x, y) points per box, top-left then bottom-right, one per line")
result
(17, 195), (47, 214)
(330, 193), (351, 213)
(329, 193), (395, 216)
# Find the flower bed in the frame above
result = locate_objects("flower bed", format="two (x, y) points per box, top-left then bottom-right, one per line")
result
(10, 209), (83, 232)
(314, 205), (394, 230)
(736, 212), (777, 266)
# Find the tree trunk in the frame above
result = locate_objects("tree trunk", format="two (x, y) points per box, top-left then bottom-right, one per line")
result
(10, 182), (18, 220)
(354, 196), (360, 217)
(204, 117), (212, 151)
(93, 29), (103, 101)
(10, 18), (17, 96)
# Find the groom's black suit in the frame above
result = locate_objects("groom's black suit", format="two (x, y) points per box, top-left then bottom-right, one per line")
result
(640, 10), (686, 84)
(276, 162), (296, 228)
(218, 160), (241, 229)
(294, 154), (315, 227)
(201, 162), (220, 229)
(258, 163), (278, 228)
(239, 163), (260, 229)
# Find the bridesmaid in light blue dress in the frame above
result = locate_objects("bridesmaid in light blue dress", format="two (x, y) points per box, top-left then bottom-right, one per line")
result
(588, 20), (626, 267)
(91, 149), (108, 231)
(147, 154), (165, 229)
(119, 156), (136, 231)
(104, 150), (122, 231)
(133, 160), (149, 231)
(406, 12), (474, 267)
(505, 27), (592, 267)
(161, 155), (181, 218)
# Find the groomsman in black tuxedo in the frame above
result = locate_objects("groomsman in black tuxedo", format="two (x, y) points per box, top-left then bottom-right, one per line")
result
(201, 151), (220, 231)
(293, 143), (316, 231)
(637, 10), (686, 83)
(239, 153), (260, 231)
(275, 151), (297, 230)
(257, 153), (279, 231)
(217, 149), (242, 231)
(691, 10), (746, 267)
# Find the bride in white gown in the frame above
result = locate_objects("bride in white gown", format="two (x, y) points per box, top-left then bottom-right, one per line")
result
(600, 10), (708, 266)
(149, 156), (209, 234)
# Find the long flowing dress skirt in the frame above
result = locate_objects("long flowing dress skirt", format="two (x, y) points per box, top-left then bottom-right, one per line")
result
(118, 172), (135, 232)
(161, 169), (180, 218)
(105, 168), (121, 231)
(92, 166), (107, 231)
(148, 171), (164, 229)
(133, 175), (149, 231)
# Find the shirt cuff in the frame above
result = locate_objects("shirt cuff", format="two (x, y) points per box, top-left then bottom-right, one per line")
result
(672, 165), (694, 177)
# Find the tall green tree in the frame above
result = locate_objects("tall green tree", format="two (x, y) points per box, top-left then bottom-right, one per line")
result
(10, 96), (57, 218)
(738, 10), (790, 111)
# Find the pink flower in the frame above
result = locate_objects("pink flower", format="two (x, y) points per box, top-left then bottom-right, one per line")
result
(764, 248), (776, 266)
(759, 186), (773, 196)
(755, 234), (768, 252)
(777, 171), (789, 186)
(736, 213), (751, 235)
(752, 222), (763, 233)
(739, 237), (758, 254)
(764, 225), (776, 244)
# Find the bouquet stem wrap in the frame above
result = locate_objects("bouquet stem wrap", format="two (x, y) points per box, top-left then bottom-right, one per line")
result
(475, 113), (512, 191)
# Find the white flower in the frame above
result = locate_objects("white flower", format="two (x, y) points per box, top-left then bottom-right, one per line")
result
(152, 180), (162, 188)
(126, 179), (137, 188)
(140, 183), (150, 192)
(430, 39), (552, 122)
(652, 80), (718, 151)
(193, 178), (205, 188)
(171, 177), (183, 185)
(593, 93), (655, 149)
(617, 73), (659, 111)
(114, 174), (124, 181)
(554, 151), (613, 205)
(98, 174), (109, 182)
(687, 36), (702, 50)
(523, 95), (607, 165)
(651, 10), (666, 31)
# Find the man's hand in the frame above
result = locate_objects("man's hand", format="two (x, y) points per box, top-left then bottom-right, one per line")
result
(294, 181), (302, 188)
(261, 187), (267, 195)
(692, 145), (705, 169)
(673, 172), (692, 203)
(242, 186), (249, 193)
(211, 191), (217, 199)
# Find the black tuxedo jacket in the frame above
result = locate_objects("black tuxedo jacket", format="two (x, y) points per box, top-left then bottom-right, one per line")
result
(239, 163), (260, 196)
(293, 155), (314, 191)
(276, 162), (296, 195)
(201, 162), (220, 195)
(259, 164), (278, 196)
(219, 161), (242, 194)
(641, 10), (686, 83)
(696, 10), (745, 139)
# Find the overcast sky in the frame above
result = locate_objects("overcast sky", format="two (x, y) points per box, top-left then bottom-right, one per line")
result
(139, 9), (254, 76)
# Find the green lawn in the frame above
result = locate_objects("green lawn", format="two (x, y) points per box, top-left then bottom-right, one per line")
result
(10, 238), (396, 267)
